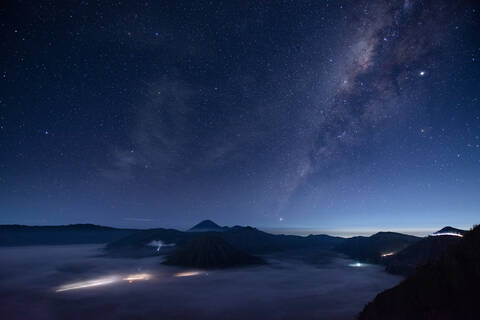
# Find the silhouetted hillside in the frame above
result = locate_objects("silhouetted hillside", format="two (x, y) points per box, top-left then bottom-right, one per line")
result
(432, 226), (466, 236)
(104, 224), (345, 257)
(0, 224), (138, 246)
(335, 232), (420, 263)
(384, 234), (464, 275)
(163, 235), (264, 268)
(220, 226), (345, 254)
(359, 225), (480, 320)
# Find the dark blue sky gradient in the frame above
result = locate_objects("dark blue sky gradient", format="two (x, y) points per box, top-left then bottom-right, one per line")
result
(1, 0), (479, 231)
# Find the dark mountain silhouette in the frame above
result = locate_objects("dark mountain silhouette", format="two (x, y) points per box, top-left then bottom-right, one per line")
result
(432, 226), (466, 236)
(105, 224), (345, 257)
(384, 235), (462, 275)
(188, 219), (227, 232)
(0, 224), (138, 246)
(163, 234), (264, 268)
(335, 232), (420, 263)
(384, 227), (467, 275)
(219, 226), (345, 253)
(221, 226), (311, 253)
(359, 225), (480, 320)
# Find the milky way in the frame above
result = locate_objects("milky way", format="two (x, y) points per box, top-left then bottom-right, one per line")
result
(1, 0), (479, 229)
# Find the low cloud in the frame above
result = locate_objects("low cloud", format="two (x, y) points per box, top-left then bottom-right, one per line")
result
(0, 245), (402, 320)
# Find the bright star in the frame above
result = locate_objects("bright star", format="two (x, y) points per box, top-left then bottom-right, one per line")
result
(419, 71), (426, 76)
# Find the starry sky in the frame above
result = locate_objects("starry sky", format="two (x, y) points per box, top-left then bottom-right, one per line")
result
(1, 0), (479, 231)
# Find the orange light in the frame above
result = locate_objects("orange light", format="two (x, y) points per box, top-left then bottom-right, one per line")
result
(122, 273), (151, 282)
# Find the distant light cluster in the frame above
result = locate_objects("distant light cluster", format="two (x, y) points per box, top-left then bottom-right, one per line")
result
(348, 262), (365, 268)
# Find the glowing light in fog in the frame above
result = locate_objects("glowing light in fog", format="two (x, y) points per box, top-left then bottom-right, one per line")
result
(56, 273), (152, 292)
(147, 240), (175, 252)
(381, 252), (395, 257)
(348, 262), (364, 267)
(123, 273), (152, 283)
(55, 276), (120, 292)
(174, 271), (203, 277)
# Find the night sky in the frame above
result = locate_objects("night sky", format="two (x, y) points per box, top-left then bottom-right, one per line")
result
(1, 0), (479, 231)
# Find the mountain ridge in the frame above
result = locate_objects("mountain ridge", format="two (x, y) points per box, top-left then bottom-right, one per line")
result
(433, 226), (466, 235)
(359, 224), (480, 319)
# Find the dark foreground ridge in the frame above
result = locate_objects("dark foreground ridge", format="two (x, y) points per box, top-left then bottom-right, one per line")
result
(359, 225), (480, 320)
(163, 234), (264, 268)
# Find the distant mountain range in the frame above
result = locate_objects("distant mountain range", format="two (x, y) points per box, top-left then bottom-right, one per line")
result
(359, 225), (480, 320)
(1, 221), (469, 277)
(105, 223), (345, 258)
(335, 231), (421, 264)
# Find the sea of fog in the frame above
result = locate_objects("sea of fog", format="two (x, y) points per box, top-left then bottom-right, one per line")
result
(0, 245), (402, 320)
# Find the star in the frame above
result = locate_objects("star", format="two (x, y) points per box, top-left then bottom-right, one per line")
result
(419, 71), (426, 76)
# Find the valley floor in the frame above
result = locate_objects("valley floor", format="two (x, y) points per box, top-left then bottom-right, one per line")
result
(0, 245), (402, 320)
